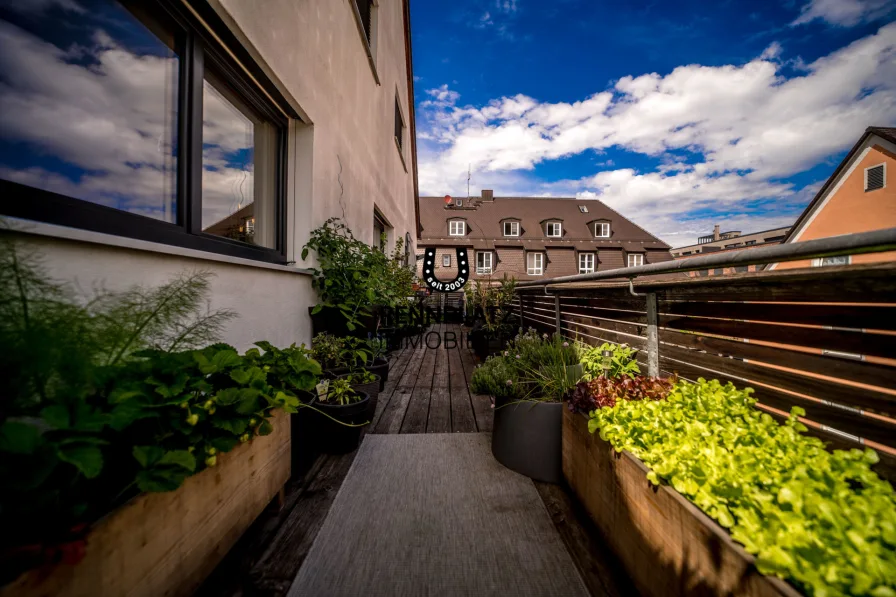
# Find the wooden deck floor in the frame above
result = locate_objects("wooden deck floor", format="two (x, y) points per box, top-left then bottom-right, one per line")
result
(196, 323), (638, 597)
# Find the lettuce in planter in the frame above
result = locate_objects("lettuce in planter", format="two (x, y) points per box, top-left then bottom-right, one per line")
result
(586, 377), (896, 597)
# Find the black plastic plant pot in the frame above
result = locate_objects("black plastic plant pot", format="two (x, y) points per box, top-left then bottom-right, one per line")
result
(314, 392), (371, 454)
(325, 357), (389, 391)
(491, 396), (563, 484)
(336, 374), (380, 421)
(291, 390), (318, 477)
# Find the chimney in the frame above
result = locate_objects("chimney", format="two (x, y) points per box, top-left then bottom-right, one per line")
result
(713, 224), (720, 241)
(481, 189), (494, 201)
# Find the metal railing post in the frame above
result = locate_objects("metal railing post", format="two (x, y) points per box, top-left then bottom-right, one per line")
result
(646, 292), (659, 377)
(554, 294), (561, 335)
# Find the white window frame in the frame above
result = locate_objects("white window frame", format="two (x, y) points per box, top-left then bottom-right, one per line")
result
(627, 253), (644, 268)
(449, 220), (466, 236)
(578, 252), (595, 274)
(503, 221), (520, 237)
(545, 222), (562, 237)
(812, 255), (851, 267)
(442, 254), (451, 267)
(864, 163), (886, 192)
(527, 252), (544, 275)
(476, 251), (493, 274)
(594, 222), (610, 238)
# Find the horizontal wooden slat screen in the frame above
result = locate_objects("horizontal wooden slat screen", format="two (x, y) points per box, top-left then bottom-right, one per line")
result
(516, 263), (896, 482)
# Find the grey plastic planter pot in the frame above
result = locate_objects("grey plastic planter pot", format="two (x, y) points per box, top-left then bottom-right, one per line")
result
(491, 396), (563, 484)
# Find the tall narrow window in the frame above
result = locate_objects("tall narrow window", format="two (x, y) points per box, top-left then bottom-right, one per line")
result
(354, 0), (375, 46)
(372, 210), (389, 249)
(0, 0), (291, 263)
(442, 254), (451, 267)
(578, 253), (595, 273)
(527, 252), (544, 275)
(545, 222), (562, 237)
(394, 97), (405, 154)
(476, 251), (493, 274)
(449, 220), (466, 236)
(201, 65), (279, 249)
(594, 222), (610, 238)
(503, 221), (519, 236)
(627, 253), (644, 267)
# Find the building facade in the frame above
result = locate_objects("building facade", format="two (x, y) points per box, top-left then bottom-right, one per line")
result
(774, 127), (896, 270)
(417, 192), (672, 284)
(0, 0), (419, 349)
(670, 224), (790, 258)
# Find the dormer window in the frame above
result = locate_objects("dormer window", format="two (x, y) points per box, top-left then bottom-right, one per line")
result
(449, 220), (466, 236)
(503, 221), (520, 237)
(627, 253), (644, 268)
(594, 222), (610, 238)
(578, 252), (595, 273)
(545, 221), (562, 237)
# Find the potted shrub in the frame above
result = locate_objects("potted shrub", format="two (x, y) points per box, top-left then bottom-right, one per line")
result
(465, 276), (517, 360)
(471, 329), (584, 483)
(302, 218), (417, 337)
(313, 379), (370, 454)
(336, 369), (380, 421)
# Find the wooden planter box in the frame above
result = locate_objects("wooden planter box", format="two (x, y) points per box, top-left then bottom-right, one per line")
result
(562, 408), (802, 597)
(3, 410), (291, 597)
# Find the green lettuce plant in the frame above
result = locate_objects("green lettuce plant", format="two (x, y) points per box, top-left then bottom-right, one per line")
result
(587, 378), (896, 597)
(580, 342), (640, 380)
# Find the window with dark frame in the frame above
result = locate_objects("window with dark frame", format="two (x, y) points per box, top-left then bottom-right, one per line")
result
(0, 0), (292, 263)
(354, 0), (374, 47)
(394, 97), (405, 154)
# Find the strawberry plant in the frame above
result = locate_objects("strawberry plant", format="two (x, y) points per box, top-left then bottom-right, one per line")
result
(587, 378), (896, 597)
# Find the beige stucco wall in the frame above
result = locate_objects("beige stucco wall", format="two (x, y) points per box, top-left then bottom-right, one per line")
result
(779, 141), (896, 270)
(7, 0), (417, 350)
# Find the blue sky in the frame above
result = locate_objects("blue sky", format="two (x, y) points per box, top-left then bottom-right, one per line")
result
(410, 0), (896, 246)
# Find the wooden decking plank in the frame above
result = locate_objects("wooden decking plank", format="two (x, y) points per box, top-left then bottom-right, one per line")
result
(458, 337), (493, 433)
(248, 452), (358, 594)
(426, 388), (452, 433)
(372, 331), (428, 434)
(400, 328), (438, 433)
(369, 341), (415, 430)
(447, 328), (478, 433)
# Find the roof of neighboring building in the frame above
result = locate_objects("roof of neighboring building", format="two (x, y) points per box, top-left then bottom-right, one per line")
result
(673, 240), (784, 259)
(672, 226), (791, 252)
(783, 126), (896, 244)
(419, 195), (670, 250)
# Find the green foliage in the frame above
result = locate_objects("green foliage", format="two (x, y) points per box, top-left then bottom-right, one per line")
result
(319, 378), (363, 406)
(587, 378), (896, 597)
(311, 333), (371, 370)
(0, 236), (318, 576)
(344, 369), (377, 385)
(302, 218), (416, 330)
(464, 274), (517, 332)
(470, 329), (583, 402)
(580, 342), (640, 380)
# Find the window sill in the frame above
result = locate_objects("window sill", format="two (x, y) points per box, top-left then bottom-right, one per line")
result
(394, 137), (408, 172)
(5, 218), (313, 276)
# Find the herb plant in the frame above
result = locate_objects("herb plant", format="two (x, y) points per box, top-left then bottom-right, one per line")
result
(344, 369), (377, 385)
(587, 378), (896, 597)
(311, 333), (371, 370)
(580, 342), (640, 380)
(319, 378), (363, 406)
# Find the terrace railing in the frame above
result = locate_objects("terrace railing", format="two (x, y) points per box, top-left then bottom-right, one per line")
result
(513, 227), (896, 482)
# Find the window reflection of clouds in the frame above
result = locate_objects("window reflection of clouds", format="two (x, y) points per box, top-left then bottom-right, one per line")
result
(0, 2), (179, 221)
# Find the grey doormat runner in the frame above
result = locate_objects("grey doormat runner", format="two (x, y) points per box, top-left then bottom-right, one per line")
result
(287, 433), (588, 597)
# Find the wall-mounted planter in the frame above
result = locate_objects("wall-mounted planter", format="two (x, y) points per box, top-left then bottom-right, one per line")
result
(562, 408), (802, 597)
(2, 410), (291, 597)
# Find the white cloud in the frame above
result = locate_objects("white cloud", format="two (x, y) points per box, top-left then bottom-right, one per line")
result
(416, 23), (896, 246)
(495, 0), (518, 13)
(792, 0), (895, 27)
(475, 11), (493, 28)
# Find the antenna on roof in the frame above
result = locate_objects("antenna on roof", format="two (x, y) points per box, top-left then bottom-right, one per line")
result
(467, 163), (471, 200)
